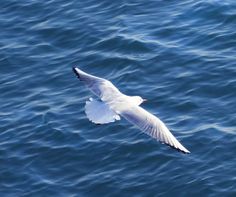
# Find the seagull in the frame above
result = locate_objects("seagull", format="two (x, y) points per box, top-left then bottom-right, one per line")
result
(73, 67), (190, 154)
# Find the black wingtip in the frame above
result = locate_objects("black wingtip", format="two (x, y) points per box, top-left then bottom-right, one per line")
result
(165, 142), (190, 154)
(72, 67), (81, 79)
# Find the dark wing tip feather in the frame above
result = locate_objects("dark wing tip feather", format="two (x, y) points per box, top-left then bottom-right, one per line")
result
(161, 141), (190, 154)
(165, 142), (190, 154)
(72, 67), (81, 80)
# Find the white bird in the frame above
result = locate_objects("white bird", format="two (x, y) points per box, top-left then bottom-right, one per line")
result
(73, 67), (190, 154)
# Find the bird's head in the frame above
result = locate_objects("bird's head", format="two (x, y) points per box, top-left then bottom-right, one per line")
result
(132, 96), (147, 105)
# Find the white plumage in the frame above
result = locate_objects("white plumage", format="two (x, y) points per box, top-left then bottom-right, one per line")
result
(73, 67), (190, 154)
(85, 98), (120, 124)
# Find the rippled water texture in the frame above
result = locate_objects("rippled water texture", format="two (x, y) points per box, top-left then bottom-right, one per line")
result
(1, 0), (236, 196)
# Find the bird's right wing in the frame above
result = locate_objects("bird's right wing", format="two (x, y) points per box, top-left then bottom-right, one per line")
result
(120, 105), (190, 154)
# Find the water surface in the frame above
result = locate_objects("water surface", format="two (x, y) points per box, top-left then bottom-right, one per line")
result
(0, 0), (236, 196)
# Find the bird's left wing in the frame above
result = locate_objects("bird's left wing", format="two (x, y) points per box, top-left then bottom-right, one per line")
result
(120, 105), (190, 154)
(73, 67), (122, 100)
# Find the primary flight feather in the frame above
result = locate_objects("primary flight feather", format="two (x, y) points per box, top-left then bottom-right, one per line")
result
(73, 67), (190, 154)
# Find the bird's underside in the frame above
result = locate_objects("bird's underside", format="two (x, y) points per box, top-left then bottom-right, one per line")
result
(73, 67), (190, 154)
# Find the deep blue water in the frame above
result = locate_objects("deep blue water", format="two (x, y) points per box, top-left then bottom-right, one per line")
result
(1, 0), (236, 196)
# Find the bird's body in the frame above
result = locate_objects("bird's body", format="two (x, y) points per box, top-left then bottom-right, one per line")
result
(73, 67), (190, 154)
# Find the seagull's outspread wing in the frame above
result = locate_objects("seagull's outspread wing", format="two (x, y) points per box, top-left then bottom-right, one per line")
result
(73, 67), (190, 154)
(73, 67), (122, 101)
(120, 106), (190, 153)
